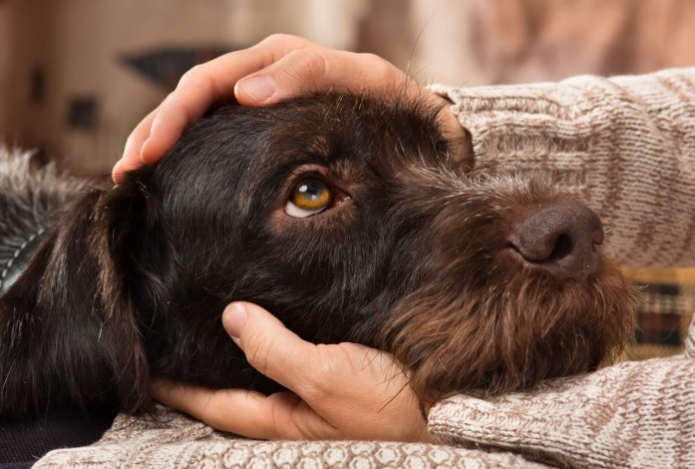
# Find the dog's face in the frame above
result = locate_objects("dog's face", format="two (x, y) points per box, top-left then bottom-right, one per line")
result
(106, 93), (635, 407)
(0, 93), (637, 418)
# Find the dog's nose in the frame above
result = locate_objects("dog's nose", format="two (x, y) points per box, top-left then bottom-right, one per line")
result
(508, 203), (604, 282)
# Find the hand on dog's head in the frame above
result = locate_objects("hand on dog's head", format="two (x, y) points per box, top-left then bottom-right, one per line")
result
(0, 92), (637, 419)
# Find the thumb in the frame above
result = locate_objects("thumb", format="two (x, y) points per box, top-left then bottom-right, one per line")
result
(222, 302), (315, 391)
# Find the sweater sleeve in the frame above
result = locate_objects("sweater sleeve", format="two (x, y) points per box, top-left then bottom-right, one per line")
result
(431, 68), (695, 267)
(427, 354), (695, 469)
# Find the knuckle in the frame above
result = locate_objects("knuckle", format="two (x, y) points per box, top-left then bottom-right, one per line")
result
(261, 33), (300, 47)
(285, 49), (328, 81)
(267, 393), (298, 437)
(299, 345), (337, 399)
(177, 65), (203, 88)
(358, 52), (382, 64)
(152, 92), (178, 119)
(261, 33), (285, 45)
(244, 331), (272, 374)
(359, 53), (395, 76)
(301, 380), (329, 403)
(301, 49), (329, 75)
(124, 131), (139, 148)
(160, 91), (177, 106)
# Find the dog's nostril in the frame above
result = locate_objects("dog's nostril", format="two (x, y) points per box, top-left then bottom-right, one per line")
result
(549, 234), (573, 261)
(508, 203), (604, 283)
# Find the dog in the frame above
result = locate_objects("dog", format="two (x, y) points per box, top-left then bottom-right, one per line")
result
(0, 92), (637, 421)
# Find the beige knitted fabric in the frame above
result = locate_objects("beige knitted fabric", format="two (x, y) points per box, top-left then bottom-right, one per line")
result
(36, 68), (695, 468)
(34, 405), (545, 468)
(428, 354), (695, 468)
(433, 67), (695, 267)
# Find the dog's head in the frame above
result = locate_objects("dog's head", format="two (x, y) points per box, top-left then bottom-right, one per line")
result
(97, 93), (635, 407)
(1, 92), (637, 417)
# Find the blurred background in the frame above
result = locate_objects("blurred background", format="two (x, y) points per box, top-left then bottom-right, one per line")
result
(1, 0), (694, 358)
(3, 0), (695, 174)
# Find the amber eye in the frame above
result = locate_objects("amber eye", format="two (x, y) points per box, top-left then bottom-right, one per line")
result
(284, 178), (333, 218)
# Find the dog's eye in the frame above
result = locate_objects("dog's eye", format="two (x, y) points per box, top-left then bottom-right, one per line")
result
(285, 178), (333, 218)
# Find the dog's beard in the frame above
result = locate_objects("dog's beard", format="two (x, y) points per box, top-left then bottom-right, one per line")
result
(382, 257), (638, 407)
(369, 170), (639, 407)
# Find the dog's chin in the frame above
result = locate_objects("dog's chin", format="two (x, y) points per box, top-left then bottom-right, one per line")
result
(381, 254), (638, 408)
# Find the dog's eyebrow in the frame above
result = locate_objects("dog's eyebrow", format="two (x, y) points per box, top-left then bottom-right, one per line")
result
(233, 150), (326, 220)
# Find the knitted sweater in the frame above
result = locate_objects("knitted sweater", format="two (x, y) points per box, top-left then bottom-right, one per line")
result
(36, 68), (695, 468)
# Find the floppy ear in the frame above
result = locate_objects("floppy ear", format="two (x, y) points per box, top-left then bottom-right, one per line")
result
(88, 177), (165, 414)
(0, 180), (156, 417)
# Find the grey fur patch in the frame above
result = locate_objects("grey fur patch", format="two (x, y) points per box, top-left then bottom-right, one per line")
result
(0, 147), (86, 293)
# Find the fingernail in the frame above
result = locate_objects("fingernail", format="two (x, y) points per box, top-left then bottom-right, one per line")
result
(239, 75), (276, 102)
(223, 302), (248, 347)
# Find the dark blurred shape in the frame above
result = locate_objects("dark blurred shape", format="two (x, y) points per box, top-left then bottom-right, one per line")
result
(0, 409), (116, 466)
(68, 97), (98, 131)
(121, 46), (243, 91)
(30, 67), (46, 106)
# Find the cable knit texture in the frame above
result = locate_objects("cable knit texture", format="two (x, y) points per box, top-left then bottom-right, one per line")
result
(36, 68), (695, 468)
(34, 406), (544, 469)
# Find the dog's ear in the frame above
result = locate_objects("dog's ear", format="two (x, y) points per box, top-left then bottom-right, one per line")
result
(87, 177), (164, 414)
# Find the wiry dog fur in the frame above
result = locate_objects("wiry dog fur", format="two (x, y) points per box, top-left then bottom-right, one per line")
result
(0, 93), (638, 419)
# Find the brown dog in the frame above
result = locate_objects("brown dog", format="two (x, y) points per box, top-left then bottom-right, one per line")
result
(0, 93), (637, 421)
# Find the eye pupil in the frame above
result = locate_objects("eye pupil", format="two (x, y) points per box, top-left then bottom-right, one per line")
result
(298, 182), (322, 201)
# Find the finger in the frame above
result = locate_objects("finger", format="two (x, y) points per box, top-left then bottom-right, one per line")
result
(222, 303), (318, 395)
(235, 49), (409, 106)
(111, 152), (151, 185)
(111, 160), (125, 186)
(139, 34), (317, 165)
(151, 379), (337, 440)
(113, 107), (160, 183)
(151, 379), (274, 438)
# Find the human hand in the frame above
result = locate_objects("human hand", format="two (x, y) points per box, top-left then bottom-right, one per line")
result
(152, 302), (430, 442)
(114, 34), (464, 184)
